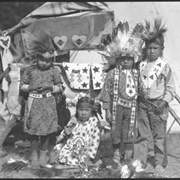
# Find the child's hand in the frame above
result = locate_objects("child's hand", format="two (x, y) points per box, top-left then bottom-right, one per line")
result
(100, 120), (111, 130)
(155, 100), (168, 114)
(37, 85), (53, 92)
(54, 143), (63, 150)
(28, 85), (39, 92)
(92, 102), (103, 118)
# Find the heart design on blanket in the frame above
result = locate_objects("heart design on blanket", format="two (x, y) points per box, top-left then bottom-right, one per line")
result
(0, 35), (11, 49)
(72, 35), (87, 48)
(53, 36), (67, 50)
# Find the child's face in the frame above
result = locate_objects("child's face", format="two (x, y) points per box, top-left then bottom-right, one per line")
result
(37, 57), (52, 70)
(119, 56), (134, 69)
(77, 106), (92, 122)
(146, 42), (162, 62)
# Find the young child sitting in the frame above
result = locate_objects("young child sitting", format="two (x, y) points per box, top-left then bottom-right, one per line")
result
(53, 96), (101, 167)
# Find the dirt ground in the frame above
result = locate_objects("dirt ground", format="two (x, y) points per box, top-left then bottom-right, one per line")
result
(0, 126), (180, 178)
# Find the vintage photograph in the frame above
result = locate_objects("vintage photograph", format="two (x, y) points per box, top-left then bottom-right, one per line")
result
(0, 1), (180, 178)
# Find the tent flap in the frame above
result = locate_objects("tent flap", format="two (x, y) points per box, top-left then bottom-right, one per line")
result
(21, 11), (114, 58)
(5, 2), (114, 61)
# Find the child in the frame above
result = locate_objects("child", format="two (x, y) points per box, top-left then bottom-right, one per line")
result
(133, 18), (175, 173)
(97, 21), (144, 164)
(20, 34), (63, 168)
(54, 96), (101, 166)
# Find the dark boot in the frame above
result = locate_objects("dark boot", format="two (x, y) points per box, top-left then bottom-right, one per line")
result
(30, 140), (39, 168)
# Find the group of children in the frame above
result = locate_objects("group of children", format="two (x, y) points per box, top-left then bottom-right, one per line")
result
(0, 18), (175, 175)
(97, 18), (175, 174)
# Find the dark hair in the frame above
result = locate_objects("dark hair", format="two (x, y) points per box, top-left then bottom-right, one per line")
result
(145, 35), (165, 49)
(143, 37), (164, 59)
(75, 96), (94, 118)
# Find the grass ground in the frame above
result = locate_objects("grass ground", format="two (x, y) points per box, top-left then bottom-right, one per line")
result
(0, 124), (180, 178)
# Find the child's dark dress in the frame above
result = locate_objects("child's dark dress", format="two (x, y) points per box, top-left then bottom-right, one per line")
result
(22, 65), (62, 135)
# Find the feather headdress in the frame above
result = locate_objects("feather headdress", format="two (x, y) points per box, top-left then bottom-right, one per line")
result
(98, 21), (144, 62)
(22, 26), (57, 59)
(140, 18), (167, 47)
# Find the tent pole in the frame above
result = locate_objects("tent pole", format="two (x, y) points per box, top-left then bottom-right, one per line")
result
(4, 23), (23, 35)
(89, 67), (95, 99)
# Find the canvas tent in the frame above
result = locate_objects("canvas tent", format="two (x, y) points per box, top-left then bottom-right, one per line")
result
(0, 2), (114, 122)
(2, 2), (113, 62)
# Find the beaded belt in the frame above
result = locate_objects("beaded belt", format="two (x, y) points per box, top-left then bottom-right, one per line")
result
(29, 92), (52, 98)
(117, 97), (132, 108)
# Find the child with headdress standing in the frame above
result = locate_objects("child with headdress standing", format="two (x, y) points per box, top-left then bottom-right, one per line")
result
(97, 21), (144, 164)
(133, 18), (175, 174)
(21, 32), (63, 168)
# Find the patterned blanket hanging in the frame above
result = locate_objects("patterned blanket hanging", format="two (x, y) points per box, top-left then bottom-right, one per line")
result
(63, 62), (106, 90)
(63, 62), (90, 90)
(91, 63), (106, 90)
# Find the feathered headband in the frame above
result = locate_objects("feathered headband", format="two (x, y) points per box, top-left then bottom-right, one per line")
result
(140, 18), (167, 47)
(98, 21), (144, 62)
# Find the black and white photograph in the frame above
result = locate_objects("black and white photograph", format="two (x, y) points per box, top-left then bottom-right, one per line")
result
(0, 1), (180, 178)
